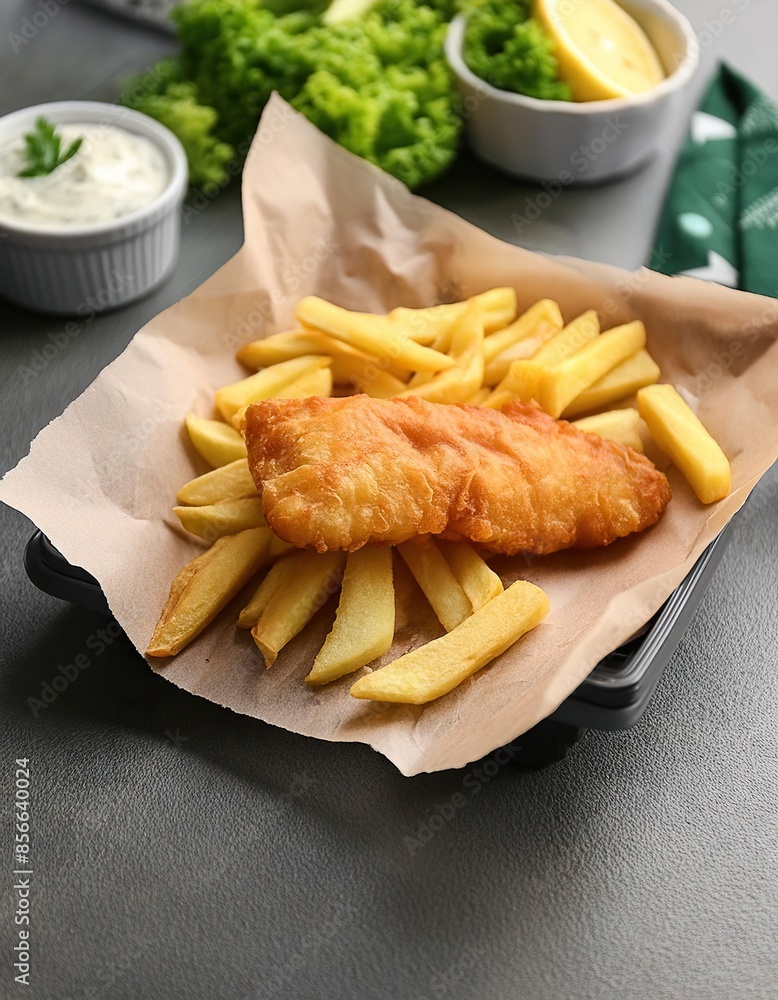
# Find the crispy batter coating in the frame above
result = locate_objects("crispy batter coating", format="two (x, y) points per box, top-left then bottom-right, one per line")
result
(244, 395), (671, 555)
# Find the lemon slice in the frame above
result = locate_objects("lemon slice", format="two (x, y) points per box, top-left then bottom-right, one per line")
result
(535, 0), (666, 102)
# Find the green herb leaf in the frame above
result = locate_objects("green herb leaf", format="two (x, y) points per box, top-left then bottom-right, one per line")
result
(17, 116), (84, 178)
(60, 136), (83, 166)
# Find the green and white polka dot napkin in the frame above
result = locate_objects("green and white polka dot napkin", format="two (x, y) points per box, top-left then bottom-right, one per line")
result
(652, 64), (778, 297)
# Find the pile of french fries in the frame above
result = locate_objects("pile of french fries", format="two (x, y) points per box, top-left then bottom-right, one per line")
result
(147, 286), (731, 705)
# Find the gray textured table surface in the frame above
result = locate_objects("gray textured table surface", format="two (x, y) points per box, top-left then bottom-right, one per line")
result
(1, 3), (777, 999)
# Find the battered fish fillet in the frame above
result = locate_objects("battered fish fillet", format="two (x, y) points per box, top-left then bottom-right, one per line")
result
(243, 395), (671, 555)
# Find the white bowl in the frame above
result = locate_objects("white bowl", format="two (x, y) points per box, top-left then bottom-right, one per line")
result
(446, 0), (699, 184)
(0, 101), (188, 314)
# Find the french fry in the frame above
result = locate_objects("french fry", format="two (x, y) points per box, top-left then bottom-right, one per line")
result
(387, 287), (517, 343)
(430, 325), (456, 356)
(540, 321), (646, 418)
(273, 366), (333, 400)
(153, 547), (214, 638)
(237, 328), (317, 368)
(296, 297), (455, 373)
(470, 286), (518, 331)
(306, 547), (395, 686)
(481, 389), (513, 410)
(268, 533), (295, 559)
(483, 299), (563, 364)
(185, 414), (246, 468)
(397, 538), (472, 632)
(215, 356), (332, 421)
(572, 408), (644, 452)
(386, 306), (453, 345)
(637, 384), (731, 503)
(251, 550), (346, 667)
(173, 498), (266, 541)
(466, 386), (492, 405)
(483, 336), (548, 386)
(404, 326), (454, 390)
(238, 550), (301, 629)
(437, 541), (503, 612)
(532, 309), (599, 366)
(404, 370), (434, 391)
(350, 580), (549, 704)
(562, 348), (661, 417)
(456, 287), (518, 331)
(232, 369), (333, 429)
(483, 361), (548, 408)
(237, 329), (408, 383)
(229, 369), (333, 428)
(399, 306), (484, 404)
(351, 370), (408, 398)
(177, 458), (256, 506)
(147, 527), (271, 657)
(390, 550), (429, 630)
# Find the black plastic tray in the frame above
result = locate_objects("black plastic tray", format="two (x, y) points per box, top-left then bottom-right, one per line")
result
(553, 517), (734, 730)
(24, 522), (735, 766)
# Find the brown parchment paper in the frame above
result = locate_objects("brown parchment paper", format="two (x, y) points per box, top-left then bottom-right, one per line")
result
(2, 95), (778, 775)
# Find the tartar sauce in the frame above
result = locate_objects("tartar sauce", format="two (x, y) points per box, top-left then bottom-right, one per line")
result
(0, 122), (169, 229)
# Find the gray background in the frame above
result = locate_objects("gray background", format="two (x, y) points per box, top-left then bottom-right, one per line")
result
(1, 2), (777, 998)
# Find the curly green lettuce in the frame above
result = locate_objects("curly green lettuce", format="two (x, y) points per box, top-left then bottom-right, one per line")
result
(121, 0), (461, 190)
(122, 61), (235, 187)
(462, 0), (571, 101)
(290, 2), (460, 188)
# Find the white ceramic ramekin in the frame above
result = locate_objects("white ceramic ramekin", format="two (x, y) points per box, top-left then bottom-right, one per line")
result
(446, 0), (699, 184)
(0, 101), (188, 315)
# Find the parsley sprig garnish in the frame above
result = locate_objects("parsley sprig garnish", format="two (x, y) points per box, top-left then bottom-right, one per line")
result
(17, 117), (83, 178)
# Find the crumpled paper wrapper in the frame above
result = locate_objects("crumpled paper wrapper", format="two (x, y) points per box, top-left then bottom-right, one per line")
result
(2, 96), (777, 775)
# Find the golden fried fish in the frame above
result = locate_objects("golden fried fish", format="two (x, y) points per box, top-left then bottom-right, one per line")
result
(244, 395), (671, 555)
